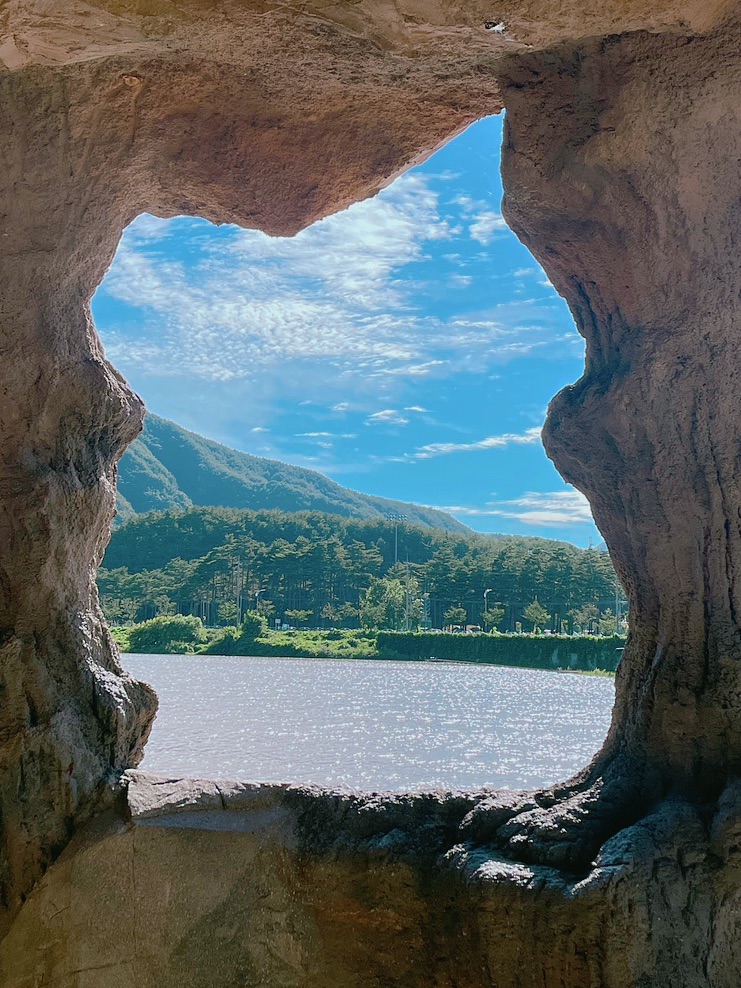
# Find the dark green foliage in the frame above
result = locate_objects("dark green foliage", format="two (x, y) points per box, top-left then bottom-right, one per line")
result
(116, 413), (469, 533)
(443, 606), (467, 626)
(376, 632), (625, 671)
(218, 601), (239, 626)
(285, 609), (313, 626)
(131, 621), (624, 670)
(482, 605), (505, 631)
(360, 576), (409, 630)
(117, 434), (193, 516)
(109, 626), (131, 650)
(241, 611), (268, 641)
(127, 615), (207, 654)
(99, 505), (623, 632)
(523, 598), (550, 631)
(201, 628), (378, 658)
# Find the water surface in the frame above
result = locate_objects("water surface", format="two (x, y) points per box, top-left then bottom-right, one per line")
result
(124, 655), (615, 792)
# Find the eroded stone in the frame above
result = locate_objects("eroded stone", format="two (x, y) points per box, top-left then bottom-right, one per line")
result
(2, 0), (741, 981)
(0, 778), (738, 987)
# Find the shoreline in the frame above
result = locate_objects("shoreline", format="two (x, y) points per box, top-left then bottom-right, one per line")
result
(113, 625), (625, 674)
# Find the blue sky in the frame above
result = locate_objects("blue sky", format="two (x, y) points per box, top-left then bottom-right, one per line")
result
(93, 114), (601, 547)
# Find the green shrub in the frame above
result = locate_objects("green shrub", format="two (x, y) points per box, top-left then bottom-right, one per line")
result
(241, 611), (268, 640)
(128, 615), (207, 654)
(109, 626), (131, 651)
(375, 631), (626, 671)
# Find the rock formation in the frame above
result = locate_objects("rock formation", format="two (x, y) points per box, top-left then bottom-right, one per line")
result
(0, 1), (501, 933)
(3, 772), (741, 987)
(481, 21), (741, 869)
(2, 0), (741, 983)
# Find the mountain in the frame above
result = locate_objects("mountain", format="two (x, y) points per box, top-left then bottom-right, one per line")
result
(115, 413), (471, 534)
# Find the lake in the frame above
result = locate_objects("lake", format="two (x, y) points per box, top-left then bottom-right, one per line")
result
(124, 655), (615, 792)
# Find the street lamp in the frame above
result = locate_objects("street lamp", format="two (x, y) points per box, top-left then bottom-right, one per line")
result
(385, 512), (406, 566)
(255, 587), (267, 612)
(484, 588), (493, 612)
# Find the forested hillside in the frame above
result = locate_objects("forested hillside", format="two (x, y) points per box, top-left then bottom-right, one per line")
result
(116, 413), (469, 533)
(100, 506), (623, 633)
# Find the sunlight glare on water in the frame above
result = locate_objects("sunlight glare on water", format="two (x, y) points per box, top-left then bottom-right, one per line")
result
(124, 655), (615, 792)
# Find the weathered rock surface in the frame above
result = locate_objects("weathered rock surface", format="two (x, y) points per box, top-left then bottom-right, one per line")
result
(2, 772), (741, 988)
(482, 17), (741, 869)
(3, 0), (741, 983)
(0, 0), (505, 933)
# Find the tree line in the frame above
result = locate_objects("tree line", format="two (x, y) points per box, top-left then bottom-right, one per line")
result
(98, 506), (625, 633)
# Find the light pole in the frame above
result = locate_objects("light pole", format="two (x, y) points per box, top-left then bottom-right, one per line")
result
(255, 587), (267, 613)
(385, 512), (406, 566)
(484, 588), (493, 630)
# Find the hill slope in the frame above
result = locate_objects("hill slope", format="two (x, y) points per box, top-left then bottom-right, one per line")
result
(116, 413), (470, 534)
(100, 505), (620, 633)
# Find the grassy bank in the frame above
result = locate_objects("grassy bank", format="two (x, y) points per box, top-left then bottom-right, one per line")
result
(110, 626), (132, 651)
(112, 619), (625, 671)
(557, 667), (616, 677)
(375, 631), (625, 672)
(201, 628), (378, 659)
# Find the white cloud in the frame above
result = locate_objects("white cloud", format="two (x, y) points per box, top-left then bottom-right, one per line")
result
(126, 214), (172, 241)
(99, 173), (476, 386)
(384, 360), (446, 377)
(452, 193), (508, 245)
(430, 489), (595, 528)
(414, 426), (542, 459)
(226, 170), (455, 311)
(469, 211), (509, 245)
(404, 406), (428, 413)
(366, 409), (410, 426)
(511, 265), (555, 291)
(98, 165), (579, 405)
(488, 490), (594, 526)
(437, 490), (593, 526)
(250, 426), (269, 433)
(297, 431), (358, 439)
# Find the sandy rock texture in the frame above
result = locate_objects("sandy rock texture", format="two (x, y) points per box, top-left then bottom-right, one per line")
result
(0, 0), (504, 933)
(3, 772), (741, 988)
(0, 0), (734, 71)
(480, 18), (741, 870)
(3, 0), (741, 983)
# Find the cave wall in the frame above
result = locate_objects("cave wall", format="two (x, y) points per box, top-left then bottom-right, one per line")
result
(501, 20), (741, 792)
(0, 4), (501, 931)
(3, 0), (741, 983)
(3, 773), (741, 988)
